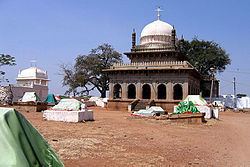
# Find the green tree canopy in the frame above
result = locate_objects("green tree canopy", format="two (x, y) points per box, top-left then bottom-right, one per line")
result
(61, 43), (122, 97)
(177, 38), (231, 76)
(0, 54), (16, 67)
(0, 54), (16, 83)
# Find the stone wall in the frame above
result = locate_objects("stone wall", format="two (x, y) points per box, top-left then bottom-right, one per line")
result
(154, 100), (180, 113)
(108, 71), (199, 101)
(107, 99), (133, 111)
(11, 84), (48, 102)
(11, 102), (48, 112)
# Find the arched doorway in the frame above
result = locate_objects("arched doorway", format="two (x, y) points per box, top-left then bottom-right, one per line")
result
(142, 84), (151, 99)
(173, 84), (183, 100)
(113, 84), (122, 99)
(203, 89), (210, 97)
(127, 84), (136, 99)
(157, 84), (166, 99)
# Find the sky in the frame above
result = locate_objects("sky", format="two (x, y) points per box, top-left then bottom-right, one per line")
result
(0, 0), (250, 96)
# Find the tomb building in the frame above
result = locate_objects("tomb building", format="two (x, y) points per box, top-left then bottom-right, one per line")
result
(104, 9), (201, 111)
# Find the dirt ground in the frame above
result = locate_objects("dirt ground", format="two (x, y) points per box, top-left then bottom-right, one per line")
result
(21, 107), (250, 167)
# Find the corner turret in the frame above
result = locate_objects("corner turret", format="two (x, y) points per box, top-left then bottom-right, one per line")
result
(132, 29), (136, 48)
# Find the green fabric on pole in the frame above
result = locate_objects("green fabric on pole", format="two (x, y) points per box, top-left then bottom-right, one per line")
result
(0, 107), (64, 167)
(175, 101), (200, 114)
(45, 94), (57, 104)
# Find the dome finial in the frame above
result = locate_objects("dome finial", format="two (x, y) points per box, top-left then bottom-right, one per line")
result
(155, 7), (163, 20)
(30, 60), (37, 67)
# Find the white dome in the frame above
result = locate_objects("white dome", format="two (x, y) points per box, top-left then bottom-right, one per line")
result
(141, 20), (173, 38)
(17, 67), (48, 80)
(140, 19), (174, 46)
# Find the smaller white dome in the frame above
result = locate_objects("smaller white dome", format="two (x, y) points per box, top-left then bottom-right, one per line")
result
(17, 67), (48, 80)
(141, 20), (173, 37)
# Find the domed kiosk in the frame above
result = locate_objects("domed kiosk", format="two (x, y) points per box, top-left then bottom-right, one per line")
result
(17, 67), (48, 81)
(11, 66), (49, 101)
(104, 9), (201, 111)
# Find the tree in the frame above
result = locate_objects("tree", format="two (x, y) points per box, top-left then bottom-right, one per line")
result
(177, 38), (231, 76)
(60, 64), (78, 96)
(60, 64), (94, 96)
(61, 43), (122, 97)
(0, 54), (16, 67)
(0, 54), (16, 83)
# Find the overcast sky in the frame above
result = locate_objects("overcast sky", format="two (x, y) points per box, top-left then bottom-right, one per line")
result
(0, 0), (250, 96)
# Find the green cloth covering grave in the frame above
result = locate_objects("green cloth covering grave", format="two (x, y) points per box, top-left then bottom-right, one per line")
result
(175, 101), (200, 114)
(44, 94), (57, 104)
(0, 107), (64, 167)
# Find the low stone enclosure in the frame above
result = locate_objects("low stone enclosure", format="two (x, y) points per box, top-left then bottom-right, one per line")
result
(108, 99), (180, 112)
(1, 102), (48, 112)
(168, 113), (206, 124)
(109, 99), (206, 124)
(131, 112), (206, 124)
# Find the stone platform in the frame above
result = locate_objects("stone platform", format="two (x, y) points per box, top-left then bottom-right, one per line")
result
(43, 110), (94, 123)
(108, 99), (180, 112)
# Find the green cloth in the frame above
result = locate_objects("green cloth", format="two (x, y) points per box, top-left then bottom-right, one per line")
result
(0, 107), (64, 167)
(175, 101), (200, 114)
(45, 94), (57, 104)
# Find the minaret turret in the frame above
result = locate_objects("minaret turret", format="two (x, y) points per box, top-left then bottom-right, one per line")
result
(171, 26), (176, 48)
(132, 29), (136, 48)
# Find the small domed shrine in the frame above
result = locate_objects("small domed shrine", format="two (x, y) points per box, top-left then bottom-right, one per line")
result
(104, 8), (201, 111)
(16, 67), (49, 86)
(11, 66), (49, 101)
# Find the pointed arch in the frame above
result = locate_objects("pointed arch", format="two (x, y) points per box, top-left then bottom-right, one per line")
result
(142, 84), (151, 99)
(113, 84), (122, 99)
(127, 84), (136, 99)
(157, 84), (166, 99)
(173, 84), (183, 100)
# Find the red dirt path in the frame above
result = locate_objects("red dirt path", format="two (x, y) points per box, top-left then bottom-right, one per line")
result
(21, 107), (250, 167)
